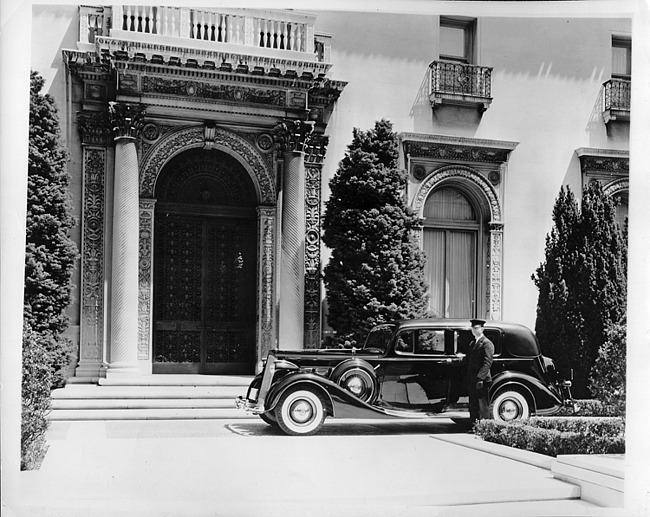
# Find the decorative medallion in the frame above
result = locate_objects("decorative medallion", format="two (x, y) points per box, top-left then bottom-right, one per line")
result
(257, 133), (274, 153)
(185, 81), (197, 96)
(142, 123), (161, 143)
(488, 170), (501, 186)
(413, 165), (427, 181)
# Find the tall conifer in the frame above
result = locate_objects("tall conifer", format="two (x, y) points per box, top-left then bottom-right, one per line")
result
(532, 182), (627, 397)
(323, 120), (428, 344)
(25, 71), (78, 387)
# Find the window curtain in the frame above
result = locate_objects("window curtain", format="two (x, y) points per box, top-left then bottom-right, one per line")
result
(423, 229), (446, 317)
(423, 229), (476, 318)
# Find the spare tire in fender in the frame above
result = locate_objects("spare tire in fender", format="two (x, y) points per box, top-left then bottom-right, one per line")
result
(330, 359), (379, 404)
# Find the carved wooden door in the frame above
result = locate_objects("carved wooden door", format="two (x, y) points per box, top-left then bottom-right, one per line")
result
(153, 214), (256, 374)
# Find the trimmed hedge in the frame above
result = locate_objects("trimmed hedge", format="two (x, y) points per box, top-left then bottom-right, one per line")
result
(473, 416), (625, 456)
(555, 398), (623, 418)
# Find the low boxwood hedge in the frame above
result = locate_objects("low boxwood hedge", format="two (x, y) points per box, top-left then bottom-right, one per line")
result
(473, 416), (625, 456)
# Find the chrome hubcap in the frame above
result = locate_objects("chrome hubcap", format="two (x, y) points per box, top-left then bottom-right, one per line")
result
(500, 399), (520, 421)
(346, 377), (364, 396)
(290, 399), (314, 424)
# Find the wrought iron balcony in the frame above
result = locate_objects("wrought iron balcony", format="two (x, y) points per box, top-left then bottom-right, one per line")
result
(78, 5), (332, 77)
(602, 78), (631, 124)
(429, 60), (493, 112)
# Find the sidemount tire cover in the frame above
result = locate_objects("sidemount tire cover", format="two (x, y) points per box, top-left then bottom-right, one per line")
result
(330, 359), (378, 404)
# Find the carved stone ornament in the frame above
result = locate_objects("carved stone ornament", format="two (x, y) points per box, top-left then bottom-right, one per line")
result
(274, 119), (315, 154)
(77, 110), (112, 146)
(79, 147), (106, 363)
(603, 178), (629, 197)
(140, 125), (275, 204)
(108, 102), (146, 140)
(304, 134), (329, 165)
(412, 165), (502, 222)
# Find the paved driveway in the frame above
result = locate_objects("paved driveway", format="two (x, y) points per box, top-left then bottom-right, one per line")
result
(9, 418), (606, 517)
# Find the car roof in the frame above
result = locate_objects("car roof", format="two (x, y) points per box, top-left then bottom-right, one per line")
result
(386, 318), (533, 333)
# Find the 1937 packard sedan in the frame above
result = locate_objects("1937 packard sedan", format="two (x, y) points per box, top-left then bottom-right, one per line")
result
(235, 319), (574, 435)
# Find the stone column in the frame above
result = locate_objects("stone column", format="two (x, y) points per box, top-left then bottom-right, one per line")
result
(274, 120), (314, 350)
(105, 102), (145, 377)
(303, 135), (329, 348)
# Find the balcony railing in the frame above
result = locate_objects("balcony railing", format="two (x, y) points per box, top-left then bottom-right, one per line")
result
(602, 78), (631, 123)
(78, 5), (331, 64)
(429, 60), (492, 112)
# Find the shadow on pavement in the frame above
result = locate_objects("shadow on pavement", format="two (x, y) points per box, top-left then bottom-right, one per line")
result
(225, 419), (463, 437)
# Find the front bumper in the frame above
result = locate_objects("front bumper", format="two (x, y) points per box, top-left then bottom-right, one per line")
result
(234, 395), (264, 415)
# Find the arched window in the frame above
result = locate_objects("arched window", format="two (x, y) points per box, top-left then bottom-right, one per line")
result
(422, 187), (480, 318)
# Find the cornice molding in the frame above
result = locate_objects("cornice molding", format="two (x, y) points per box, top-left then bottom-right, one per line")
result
(576, 147), (629, 176)
(400, 133), (518, 164)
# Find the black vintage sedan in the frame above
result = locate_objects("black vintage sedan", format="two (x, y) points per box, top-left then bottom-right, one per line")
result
(235, 319), (574, 435)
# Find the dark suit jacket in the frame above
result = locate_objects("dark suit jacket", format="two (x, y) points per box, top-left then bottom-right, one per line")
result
(468, 335), (494, 383)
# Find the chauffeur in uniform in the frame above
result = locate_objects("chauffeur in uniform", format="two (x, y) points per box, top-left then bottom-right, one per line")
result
(468, 319), (494, 424)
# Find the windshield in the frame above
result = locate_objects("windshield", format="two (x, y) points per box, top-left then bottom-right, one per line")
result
(363, 325), (394, 353)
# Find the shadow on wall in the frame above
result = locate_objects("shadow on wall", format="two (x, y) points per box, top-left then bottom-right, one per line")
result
(409, 70), (481, 137)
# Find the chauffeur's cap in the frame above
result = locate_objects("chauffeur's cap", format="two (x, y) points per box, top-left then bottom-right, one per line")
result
(470, 319), (486, 327)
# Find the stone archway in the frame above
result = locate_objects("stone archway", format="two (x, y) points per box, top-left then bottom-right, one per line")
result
(412, 165), (504, 320)
(137, 125), (277, 368)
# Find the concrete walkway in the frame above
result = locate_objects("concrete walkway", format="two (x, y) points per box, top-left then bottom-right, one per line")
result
(5, 418), (629, 517)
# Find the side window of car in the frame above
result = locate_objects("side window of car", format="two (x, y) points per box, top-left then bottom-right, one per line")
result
(415, 329), (445, 354)
(395, 330), (414, 354)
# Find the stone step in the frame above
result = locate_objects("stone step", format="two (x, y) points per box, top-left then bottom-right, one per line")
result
(48, 407), (254, 421)
(52, 385), (248, 400)
(52, 397), (240, 410)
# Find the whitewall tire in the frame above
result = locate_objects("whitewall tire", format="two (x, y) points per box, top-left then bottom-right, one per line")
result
(275, 387), (326, 436)
(490, 390), (530, 422)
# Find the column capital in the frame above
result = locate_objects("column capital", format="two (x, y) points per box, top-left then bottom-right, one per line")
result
(77, 110), (112, 146)
(108, 102), (146, 141)
(274, 119), (314, 154)
(304, 134), (329, 165)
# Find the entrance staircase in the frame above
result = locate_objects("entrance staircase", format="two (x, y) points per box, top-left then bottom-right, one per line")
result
(49, 375), (255, 421)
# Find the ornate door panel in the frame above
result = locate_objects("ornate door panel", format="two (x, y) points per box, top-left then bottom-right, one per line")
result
(153, 214), (256, 374)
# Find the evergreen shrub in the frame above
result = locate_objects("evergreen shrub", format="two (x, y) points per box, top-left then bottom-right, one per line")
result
(21, 325), (53, 470)
(474, 417), (625, 456)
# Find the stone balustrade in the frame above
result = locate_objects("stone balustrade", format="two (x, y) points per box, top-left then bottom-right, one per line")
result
(78, 5), (331, 64)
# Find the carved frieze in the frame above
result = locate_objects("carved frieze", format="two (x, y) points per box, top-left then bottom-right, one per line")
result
(80, 147), (106, 363)
(274, 119), (314, 154)
(404, 141), (512, 164)
(141, 76), (287, 107)
(138, 199), (156, 360)
(108, 102), (146, 140)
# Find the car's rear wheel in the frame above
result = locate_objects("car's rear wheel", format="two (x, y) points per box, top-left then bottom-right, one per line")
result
(259, 411), (278, 427)
(490, 389), (530, 422)
(275, 386), (326, 436)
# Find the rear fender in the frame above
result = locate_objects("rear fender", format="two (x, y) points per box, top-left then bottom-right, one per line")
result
(491, 371), (566, 414)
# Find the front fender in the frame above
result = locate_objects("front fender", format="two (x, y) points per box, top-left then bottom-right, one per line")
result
(265, 371), (391, 419)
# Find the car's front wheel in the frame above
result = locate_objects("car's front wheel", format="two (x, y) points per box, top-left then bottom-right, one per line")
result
(259, 411), (278, 427)
(490, 389), (530, 422)
(275, 386), (327, 436)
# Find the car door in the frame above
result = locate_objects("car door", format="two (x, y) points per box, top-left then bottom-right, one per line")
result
(378, 328), (454, 413)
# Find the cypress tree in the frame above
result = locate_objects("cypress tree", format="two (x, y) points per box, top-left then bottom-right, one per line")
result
(24, 71), (78, 388)
(532, 182), (627, 397)
(323, 119), (429, 344)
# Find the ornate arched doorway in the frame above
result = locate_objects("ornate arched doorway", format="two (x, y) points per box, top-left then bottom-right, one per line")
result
(152, 149), (258, 374)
